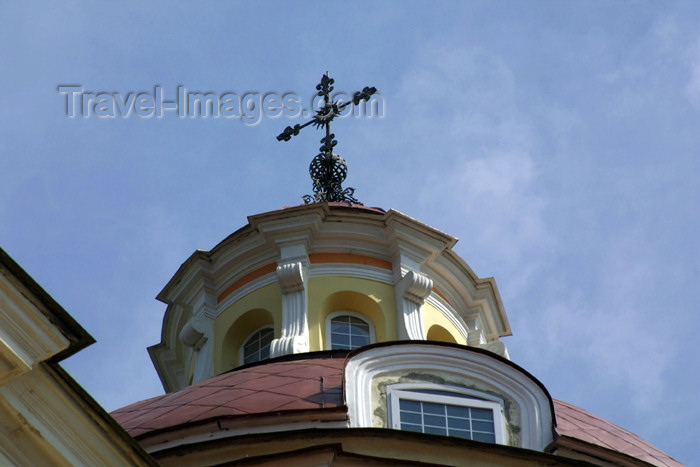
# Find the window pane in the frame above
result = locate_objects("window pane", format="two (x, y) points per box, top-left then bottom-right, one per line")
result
(330, 315), (372, 350)
(401, 423), (422, 433)
(243, 328), (273, 364)
(350, 327), (369, 338)
(449, 429), (471, 439)
(259, 344), (270, 360)
(424, 426), (447, 436)
(446, 405), (470, 418)
(424, 414), (446, 427)
(353, 335), (370, 347)
(401, 411), (422, 424)
(447, 417), (470, 430)
(470, 408), (492, 420)
(400, 399), (421, 412)
(472, 432), (496, 443)
(472, 420), (494, 433)
(332, 332), (349, 346)
(422, 402), (444, 415)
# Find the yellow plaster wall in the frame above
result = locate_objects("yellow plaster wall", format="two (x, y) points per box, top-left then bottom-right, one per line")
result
(421, 301), (467, 345)
(214, 283), (282, 374)
(307, 277), (397, 350)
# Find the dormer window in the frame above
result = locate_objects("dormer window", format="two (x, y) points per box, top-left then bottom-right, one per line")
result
(327, 312), (375, 350)
(241, 327), (274, 364)
(387, 384), (506, 444)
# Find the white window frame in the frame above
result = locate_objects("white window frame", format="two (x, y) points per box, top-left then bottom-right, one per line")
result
(387, 383), (507, 444)
(325, 311), (376, 350)
(239, 326), (274, 365)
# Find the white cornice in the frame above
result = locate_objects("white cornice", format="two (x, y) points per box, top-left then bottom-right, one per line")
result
(0, 273), (70, 386)
(308, 264), (393, 284)
(0, 364), (152, 465)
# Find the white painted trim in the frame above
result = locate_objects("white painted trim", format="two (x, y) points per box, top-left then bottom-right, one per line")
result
(0, 364), (151, 466)
(387, 383), (507, 444)
(344, 344), (554, 451)
(216, 272), (278, 313)
(308, 264), (394, 284)
(325, 311), (376, 350)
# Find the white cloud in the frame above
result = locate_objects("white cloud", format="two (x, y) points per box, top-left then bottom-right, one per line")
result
(385, 44), (550, 274)
(521, 227), (677, 415)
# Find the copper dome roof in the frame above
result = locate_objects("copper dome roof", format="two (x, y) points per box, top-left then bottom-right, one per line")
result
(112, 352), (681, 467)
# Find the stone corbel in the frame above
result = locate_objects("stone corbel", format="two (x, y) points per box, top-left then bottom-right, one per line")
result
(395, 270), (433, 340)
(179, 315), (215, 384)
(270, 261), (310, 357)
(179, 316), (208, 350)
(277, 262), (305, 293)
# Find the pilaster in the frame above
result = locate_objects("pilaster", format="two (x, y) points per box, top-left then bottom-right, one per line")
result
(270, 249), (310, 357)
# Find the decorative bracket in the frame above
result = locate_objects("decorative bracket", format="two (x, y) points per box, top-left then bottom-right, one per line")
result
(270, 261), (310, 357)
(179, 316), (208, 350)
(276, 262), (305, 294)
(395, 270), (433, 340)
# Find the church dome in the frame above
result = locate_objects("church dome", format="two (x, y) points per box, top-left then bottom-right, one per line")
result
(119, 203), (682, 466)
(113, 346), (681, 466)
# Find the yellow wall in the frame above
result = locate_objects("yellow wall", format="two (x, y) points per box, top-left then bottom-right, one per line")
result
(421, 301), (467, 345)
(307, 277), (397, 350)
(214, 283), (282, 374)
(212, 279), (469, 374)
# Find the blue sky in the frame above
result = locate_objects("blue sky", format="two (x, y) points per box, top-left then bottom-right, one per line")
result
(1, 2), (698, 464)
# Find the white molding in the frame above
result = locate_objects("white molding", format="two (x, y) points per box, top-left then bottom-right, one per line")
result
(395, 271), (433, 340)
(344, 344), (554, 451)
(270, 261), (309, 357)
(0, 273), (71, 385)
(325, 311), (376, 350)
(308, 264), (393, 284)
(0, 364), (151, 465)
(216, 272), (278, 313)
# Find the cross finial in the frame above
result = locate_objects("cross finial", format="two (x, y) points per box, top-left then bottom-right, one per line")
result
(277, 73), (377, 205)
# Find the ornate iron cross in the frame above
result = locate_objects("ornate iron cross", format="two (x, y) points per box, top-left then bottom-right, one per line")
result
(277, 73), (376, 205)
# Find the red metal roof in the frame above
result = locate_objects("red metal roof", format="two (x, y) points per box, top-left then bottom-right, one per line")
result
(554, 399), (682, 467)
(112, 355), (680, 466)
(112, 357), (345, 438)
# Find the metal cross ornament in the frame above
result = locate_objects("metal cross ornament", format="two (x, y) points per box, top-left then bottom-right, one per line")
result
(277, 73), (376, 205)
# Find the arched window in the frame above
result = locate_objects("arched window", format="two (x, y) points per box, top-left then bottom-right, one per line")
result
(327, 312), (375, 350)
(241, 327), (274, 365)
